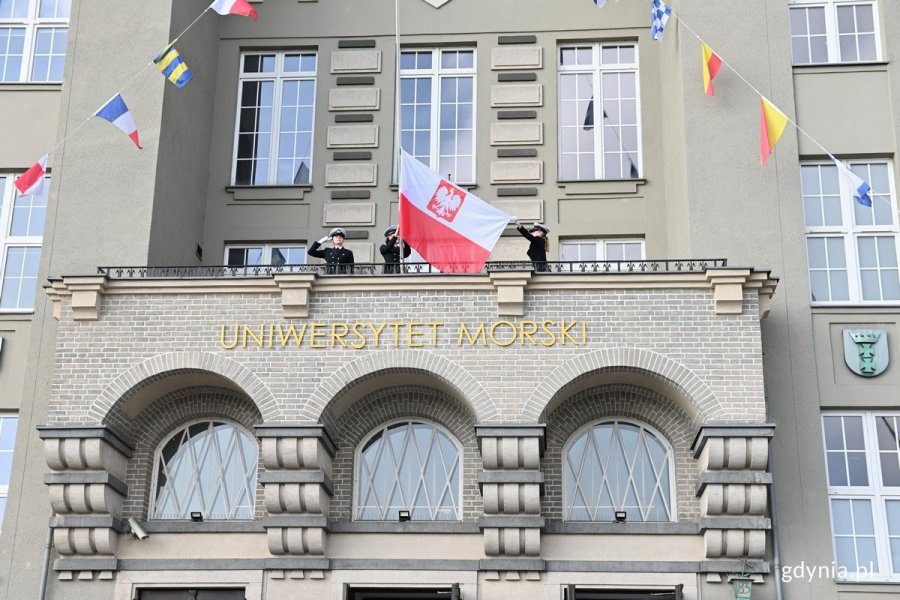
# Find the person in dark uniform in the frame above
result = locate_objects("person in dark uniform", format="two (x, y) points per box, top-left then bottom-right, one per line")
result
(308, 227), (355, 274)
(379, 225), (411, 274)
(515, 219), (550, 272)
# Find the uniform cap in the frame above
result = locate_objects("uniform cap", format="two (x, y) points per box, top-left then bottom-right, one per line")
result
(384, 225), (398, 237)
(531, 223), (550, 234)
(328, 227), (347, 237)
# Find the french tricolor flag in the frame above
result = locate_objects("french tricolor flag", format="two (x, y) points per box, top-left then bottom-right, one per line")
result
(210, 0), (258, 20)
(14, 154), (48, 196)
(399, 151), (511, 273)
(95, 93), (142, 149)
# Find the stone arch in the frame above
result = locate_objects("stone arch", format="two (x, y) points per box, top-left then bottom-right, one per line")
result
(89, 351), (280, 426)
(306, 350), (498, 423)
(520, 347), (721, 423)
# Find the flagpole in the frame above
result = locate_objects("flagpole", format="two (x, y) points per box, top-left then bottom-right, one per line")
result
(394, 0), (406, 272)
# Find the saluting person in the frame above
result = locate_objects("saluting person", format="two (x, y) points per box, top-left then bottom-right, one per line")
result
(308, 227), (355, 274)
(379, 225), (411, 274)
(515, 218), (550, 272)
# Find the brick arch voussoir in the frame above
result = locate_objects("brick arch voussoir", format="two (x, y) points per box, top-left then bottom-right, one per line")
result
(88, 351), (281, 423)
(305, 350), (498, 422)
(521, 347), (719, 422)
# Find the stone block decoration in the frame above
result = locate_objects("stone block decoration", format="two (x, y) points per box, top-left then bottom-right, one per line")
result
(38, 426), (133, 580)
(693, 425), (774, 561)
(258, 424), (336, 558)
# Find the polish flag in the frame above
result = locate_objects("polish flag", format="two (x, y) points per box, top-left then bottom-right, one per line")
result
(14, 154), (48, 196)
(399, 151), (511, 273)
(209, 0), (258, 20)
(95, 94), (142, 149)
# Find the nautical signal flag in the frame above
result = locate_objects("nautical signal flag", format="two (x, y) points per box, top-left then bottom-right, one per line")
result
(154, 42), (193, 88)
(651, 0), (672, 41)
(831, 156), (873, 207)
(95, 94), (142, 149)
(701, 43), (723, 96)
(759, 98), (788, 166)
(14, 154), (48, 196)
(209, 0), (258, 20)
(398, 151), (511, 274)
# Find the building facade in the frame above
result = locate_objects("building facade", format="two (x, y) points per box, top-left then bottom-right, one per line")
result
(0, 0), (897, 599)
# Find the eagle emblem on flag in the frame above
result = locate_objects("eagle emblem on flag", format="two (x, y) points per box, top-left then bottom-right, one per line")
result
(427, 181), (466, 222)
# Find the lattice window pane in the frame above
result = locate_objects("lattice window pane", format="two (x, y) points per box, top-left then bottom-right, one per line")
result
(153, 421), (257, 520)
(356, 421), (461, 521)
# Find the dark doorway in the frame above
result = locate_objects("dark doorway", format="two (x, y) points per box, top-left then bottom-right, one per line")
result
(138, 590), (245, 600)
(348, 585), (460, 600)
(564, 585), (684, 600)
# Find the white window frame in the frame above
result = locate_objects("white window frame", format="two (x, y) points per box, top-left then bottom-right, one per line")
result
(353, 418), (464, 522)
(562, 418), (676, 523)
(0, 174), (45, 312)
(823, 412), (900, 582)
(230, 50), (317, 187)
(788, 0), (882, 64)
(0, 0), (69, 83)
(557, 43), (643, 181)
(149, 419), (258, 521)
(223, 243), (307, 267)
(559, 238), (646, 272)
(397, 47), (477, 184)
(802, 160), (900, 305)
(0, 413), (18, 534)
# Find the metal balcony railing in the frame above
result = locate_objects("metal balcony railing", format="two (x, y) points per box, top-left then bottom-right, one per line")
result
(96, 259), (727, 279)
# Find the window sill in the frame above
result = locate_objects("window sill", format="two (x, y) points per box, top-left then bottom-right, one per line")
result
(792, 61), (888, 74)
(557, 179), (646, 195)
(0, 309), (35, 318)
(811, 303), (900, 311)
(388, 183), (478, 192)
(544, 521), (699, 535)
(0, 82), (63, 91)
(226, 185), (311, 203)
(331, 521), (480, 534)
(142, 520), (264, 533)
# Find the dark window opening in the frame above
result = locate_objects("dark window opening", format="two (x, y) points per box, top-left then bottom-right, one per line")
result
(138, 590), (245, 600)
(564, 585), (684, 600)
(348, 585), (460, 600)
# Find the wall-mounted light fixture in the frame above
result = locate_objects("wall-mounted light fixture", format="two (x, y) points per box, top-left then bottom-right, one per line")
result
(190, 511), (204, 522)
(614, 510), (627, 523)
(398, 510), (411, 522)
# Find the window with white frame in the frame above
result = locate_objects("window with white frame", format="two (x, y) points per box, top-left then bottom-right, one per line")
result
(0, 0), (69, 82)
(559, 238), (645, 271)
(564, 420), (674, 522)
(224, 243), (306, 267)
(399, 48), (475, 183)
(823, 413), (900, 581)
(152, 421), (258, 520)
(0, 174), (47, 310)
(558, 43), (641, 181)
(355, 420), (462, 521)
(0, 415), (18, 533)
(789, 1), (880, 64)
(233, 51), (317, 186)
(801, 161), (900, 304)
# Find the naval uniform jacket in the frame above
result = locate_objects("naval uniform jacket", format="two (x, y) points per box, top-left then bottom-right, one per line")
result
(379, 236), (412, 274)
(308, 241), (355, 274)
(517, 225), (549, 271)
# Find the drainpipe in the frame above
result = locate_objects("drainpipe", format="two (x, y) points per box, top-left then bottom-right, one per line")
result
(38, 511), (53, 600)
(765, 380), (784, 600)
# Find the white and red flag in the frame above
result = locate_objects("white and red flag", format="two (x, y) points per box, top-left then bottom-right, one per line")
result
(399, 151), (511, 273)
(209, 0), (258, 20)
(14, 154), (48, 196)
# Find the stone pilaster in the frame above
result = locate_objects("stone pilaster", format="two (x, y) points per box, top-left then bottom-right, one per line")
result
(476, 424), (545, 578)
(258, 424), (335, 566)
(693, 425), (774, 562)
(38, 426), (132, 580)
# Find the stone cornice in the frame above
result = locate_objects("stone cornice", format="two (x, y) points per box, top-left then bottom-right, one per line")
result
(46, 267), (778, 321)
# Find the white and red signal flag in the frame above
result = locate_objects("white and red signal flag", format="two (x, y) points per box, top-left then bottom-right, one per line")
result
(14, 154), (48, 196)
(398, 151), (511, 273)
(209, 0), (258, 20)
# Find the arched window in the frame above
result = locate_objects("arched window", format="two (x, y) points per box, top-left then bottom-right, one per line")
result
(355, 420), (462, 521)
(151, 421), (258, 520)
(564, 420), (674, 522)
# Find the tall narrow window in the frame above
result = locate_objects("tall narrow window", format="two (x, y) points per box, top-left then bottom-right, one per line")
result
(0, 0), (69, 82)
(564, 420), (673, 522)
(801, 161), (900, 303)
(356, 420), (462, 521)
(558, 43), (641, 181)
(152, 421), (258, 520)
(233, 51), (317, 186)
(0, 415), (18, 533)
(789, 1), (880, 64)
(0, 174), (47, 310)
(399, 48), (475, 183)
(822, 413), (900, 581)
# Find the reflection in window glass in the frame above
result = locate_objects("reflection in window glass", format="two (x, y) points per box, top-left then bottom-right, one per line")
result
(789, 1), (879, 64)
